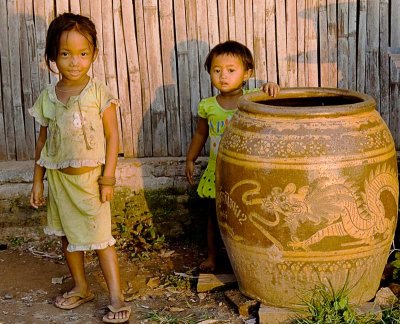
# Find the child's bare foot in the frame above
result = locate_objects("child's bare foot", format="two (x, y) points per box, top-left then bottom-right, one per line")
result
(199, 256), (216, 272)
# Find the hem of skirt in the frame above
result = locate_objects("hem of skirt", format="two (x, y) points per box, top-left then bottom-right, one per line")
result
(44, 226), (65, 236)
(66, 237), (116, 252)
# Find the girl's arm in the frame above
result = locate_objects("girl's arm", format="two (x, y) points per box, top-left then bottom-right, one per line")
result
(100, 103), (119, 203)
(30, 126), (47, 209)
(185, 117), (209, 185)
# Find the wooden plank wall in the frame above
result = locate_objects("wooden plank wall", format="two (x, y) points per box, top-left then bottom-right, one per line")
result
(1, 0), (400, 161)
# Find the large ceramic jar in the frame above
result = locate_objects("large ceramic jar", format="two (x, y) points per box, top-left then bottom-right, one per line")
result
(216, 88), (399, 308)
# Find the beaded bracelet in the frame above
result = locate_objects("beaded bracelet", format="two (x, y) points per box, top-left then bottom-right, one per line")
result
(98, 176), (116, 186)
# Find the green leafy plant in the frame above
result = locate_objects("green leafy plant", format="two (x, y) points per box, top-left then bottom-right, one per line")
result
(391, 252), (400, 281)
(294, 279), (358, 324)
(292, 278), (400, 323)
(142, 310), (203, 324)
(9, 236), (27, 247)
(381, 302), (400, 323)
(162, 273), (191, 291)
(111, 189), (165, 259)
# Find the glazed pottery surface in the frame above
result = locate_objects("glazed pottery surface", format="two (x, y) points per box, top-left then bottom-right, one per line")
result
(216, 88), (399, 308)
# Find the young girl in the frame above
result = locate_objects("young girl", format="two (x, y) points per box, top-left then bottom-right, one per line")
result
(29, 13), (130, 323)
(185, 41), (280, 272)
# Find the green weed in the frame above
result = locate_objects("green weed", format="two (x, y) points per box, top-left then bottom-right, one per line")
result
(162, 273), (191, 291)
(391, 252), (400, 282)
(294, 279), (359, 324)
(111, 189), (165, 259)
(381, 302), (400, 323)
(293, 277), (400, 324)
(142, 309), (204, 324)
(9, 236), (27, 247)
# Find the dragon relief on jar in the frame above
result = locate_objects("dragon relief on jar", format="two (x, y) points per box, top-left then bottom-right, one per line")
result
(231, 164), (398, 251)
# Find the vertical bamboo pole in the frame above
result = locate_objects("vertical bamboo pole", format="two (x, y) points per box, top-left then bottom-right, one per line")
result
(0, 69), (6, 160)
(304, 0), (318, 87)
(113, 0), (134, 156)
(90, 1), (105, 82)
(101, 1), (123, 154)
(45, 0), (57, 85)
(348, 0), (357, 90)
(0, 0), (15, 159)
(0, 0), (9, 159)
(234, 0), (246, 45)
(365, 0), (380, 111)
(337, 0), (349, 89)
(286, 0), (298, 87)
(357, 0), (367, 92)
(207, 0), (220, 49)
(244, 0), (255, 89)
(69, 0), (81, 14)
(196, 0), (211, 100)
(25, 0), (40, 117)
(19, 0), (35, 159)
(185, 0), (201, 135)
(379, 0), (389, 122)
(8, 0), (28, 160)
(265, 0), (277, 83)
(389, 0), (400, 149)
(297, 0), (306, 86)
(218, 0), (229, 42)
(135, 0), (153, 156)
(80, 0), (90, 17)
(327, 0), (338, 86)
(174, 0), (192, 155)
(319, 0), (329, 86)
(122, 0), (144, 157)
(228, 0), (236, 40)
(160, 0), (181, 156)
(143, 0), (167, 157)
(55, 0), (69, 14)
(33, 1), (50, 94)
(252, 0), (267, 87)
(275, 0), (287, 86)
(207, 0), (220, 95)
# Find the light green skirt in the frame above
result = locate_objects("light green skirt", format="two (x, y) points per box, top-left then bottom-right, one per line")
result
(45, 167), (116, 252)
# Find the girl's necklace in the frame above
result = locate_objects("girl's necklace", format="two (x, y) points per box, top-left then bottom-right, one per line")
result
(55, 85), (85, 92)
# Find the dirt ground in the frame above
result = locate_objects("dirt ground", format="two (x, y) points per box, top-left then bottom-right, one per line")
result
(0, 239), (246, 324)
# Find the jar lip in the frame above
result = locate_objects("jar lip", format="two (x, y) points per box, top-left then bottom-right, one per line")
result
(239, 87), (376, 117)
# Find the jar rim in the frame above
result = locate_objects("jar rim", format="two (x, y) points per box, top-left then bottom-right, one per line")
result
(239, 87), (376, 117)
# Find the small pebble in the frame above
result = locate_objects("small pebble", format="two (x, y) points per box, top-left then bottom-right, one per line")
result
(4, 293), (13, 300)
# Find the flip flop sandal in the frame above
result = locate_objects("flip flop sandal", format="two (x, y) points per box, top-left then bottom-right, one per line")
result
(102, 305), (132, 323)
(55, 291), (95, 310)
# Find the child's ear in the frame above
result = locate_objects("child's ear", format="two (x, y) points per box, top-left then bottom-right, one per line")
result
(244, 69), (253, 81)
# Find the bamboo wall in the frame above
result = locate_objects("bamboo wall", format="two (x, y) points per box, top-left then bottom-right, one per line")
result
(0, 0), (400, 161)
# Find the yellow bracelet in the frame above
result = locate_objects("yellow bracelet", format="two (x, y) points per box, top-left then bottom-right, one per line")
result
(98, 176), (116, 186)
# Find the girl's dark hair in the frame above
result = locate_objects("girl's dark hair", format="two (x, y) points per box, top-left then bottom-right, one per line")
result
(45, 13), (98, 71)
(204, 41), (254, 73)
